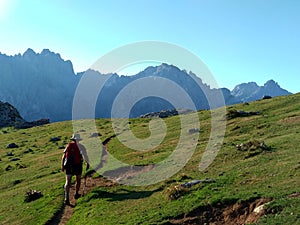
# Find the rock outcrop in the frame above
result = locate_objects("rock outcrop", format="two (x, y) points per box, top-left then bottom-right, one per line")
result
(0, 101), (26, 127)
(0, 100), (49, 128)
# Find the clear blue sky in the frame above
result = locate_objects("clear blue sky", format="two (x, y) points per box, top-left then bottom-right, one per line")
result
(0, 0), (299, 93)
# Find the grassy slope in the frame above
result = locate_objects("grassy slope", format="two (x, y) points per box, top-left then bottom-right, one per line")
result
(0, 121), (74, 225)
(0, 93), (300, 224)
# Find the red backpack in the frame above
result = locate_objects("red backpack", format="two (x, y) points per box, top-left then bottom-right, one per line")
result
(64, 142), (82, 165)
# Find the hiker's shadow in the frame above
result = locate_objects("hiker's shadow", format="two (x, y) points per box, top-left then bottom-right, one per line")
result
(85, 188), (161, 202)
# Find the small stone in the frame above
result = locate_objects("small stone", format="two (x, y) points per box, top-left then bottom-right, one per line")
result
(24, 148), (33, 154)
(5, 165), (13, 171)
(50, 137), (61, 142)
(89, 132), (102, 138)
(188, 128), (199, 134)
(254, 204), (266, 214)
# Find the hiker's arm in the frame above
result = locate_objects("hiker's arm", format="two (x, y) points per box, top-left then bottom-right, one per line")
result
(62, 144), (70, 172)
(84, 153), (90, 170)
(61, 153), (66, 172)
(80, 145), (90, 170)
(83, 154), (90, 170)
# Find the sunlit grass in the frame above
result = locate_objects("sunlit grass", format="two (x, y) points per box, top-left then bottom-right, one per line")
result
(0, 93), (299, 224)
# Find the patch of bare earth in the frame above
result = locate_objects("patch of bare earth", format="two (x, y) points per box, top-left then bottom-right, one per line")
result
(288, 192), (300, 198)
(103, 164), (155, 183)
(169, 198), (271, 225)
(278, 115), (300, 124)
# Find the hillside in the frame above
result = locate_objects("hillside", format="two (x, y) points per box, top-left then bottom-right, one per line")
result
(0, 93), (299, 224)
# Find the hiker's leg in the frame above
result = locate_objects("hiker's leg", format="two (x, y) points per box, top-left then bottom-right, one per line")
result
(64, 174), (72, 201)
(75, 174), (81, 194)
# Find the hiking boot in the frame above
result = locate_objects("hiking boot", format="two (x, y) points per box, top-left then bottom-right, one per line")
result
(64, 199), (70, 205)
(74, 193), (81, 199)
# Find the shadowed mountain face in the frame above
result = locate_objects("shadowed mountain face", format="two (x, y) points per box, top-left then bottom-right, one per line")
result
(0, 49), (292, 122)
(0, 49), (77, 122)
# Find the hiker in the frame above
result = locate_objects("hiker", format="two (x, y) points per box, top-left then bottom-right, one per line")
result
(61, 133), (89, 205)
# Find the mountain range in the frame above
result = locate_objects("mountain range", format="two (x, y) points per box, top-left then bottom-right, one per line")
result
(0, 49), (292, 122)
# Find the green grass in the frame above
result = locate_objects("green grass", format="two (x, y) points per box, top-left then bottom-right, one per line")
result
(0, 93), (300, 224)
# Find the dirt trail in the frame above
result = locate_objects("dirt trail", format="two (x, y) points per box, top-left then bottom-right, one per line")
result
(46, 133), (276, 225)
(50, 177), (271, 225)
(47, 141), (115, 225)
(46, 173), (115, 225)
(60, 175), (114, 225)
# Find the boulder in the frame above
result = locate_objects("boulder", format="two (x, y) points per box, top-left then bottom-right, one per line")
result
(24, 189), (43, 202)
(7, 143), (19, 149)
(262, 95), (272, 100)
(188, 128), (199, 134)
(140, 109), (193, 118)
(50, 137), (61, 142)
(227, 109), (260, 119)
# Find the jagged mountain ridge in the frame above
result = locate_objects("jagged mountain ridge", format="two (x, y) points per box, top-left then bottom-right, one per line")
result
(0, 48), (78, 121)
(93, 64), (217, 118)
(0, 49), (292, 122)
(231, 80), (291, 102)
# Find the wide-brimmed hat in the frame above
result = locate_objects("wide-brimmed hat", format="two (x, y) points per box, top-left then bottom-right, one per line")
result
(70, 133), (82, 141)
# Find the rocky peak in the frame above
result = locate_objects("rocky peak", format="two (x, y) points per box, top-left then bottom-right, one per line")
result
(259, 79), (291, 97)
(264, 79), (279, 88)
(40, 48), (64, 62)
(231, 82), (259, 95)
(40, 49), (52, 56)
(23, 48), (36, 58)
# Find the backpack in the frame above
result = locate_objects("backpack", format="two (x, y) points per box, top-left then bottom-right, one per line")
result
(63, 153), (75, 170)
(64, 142), (82, 171)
